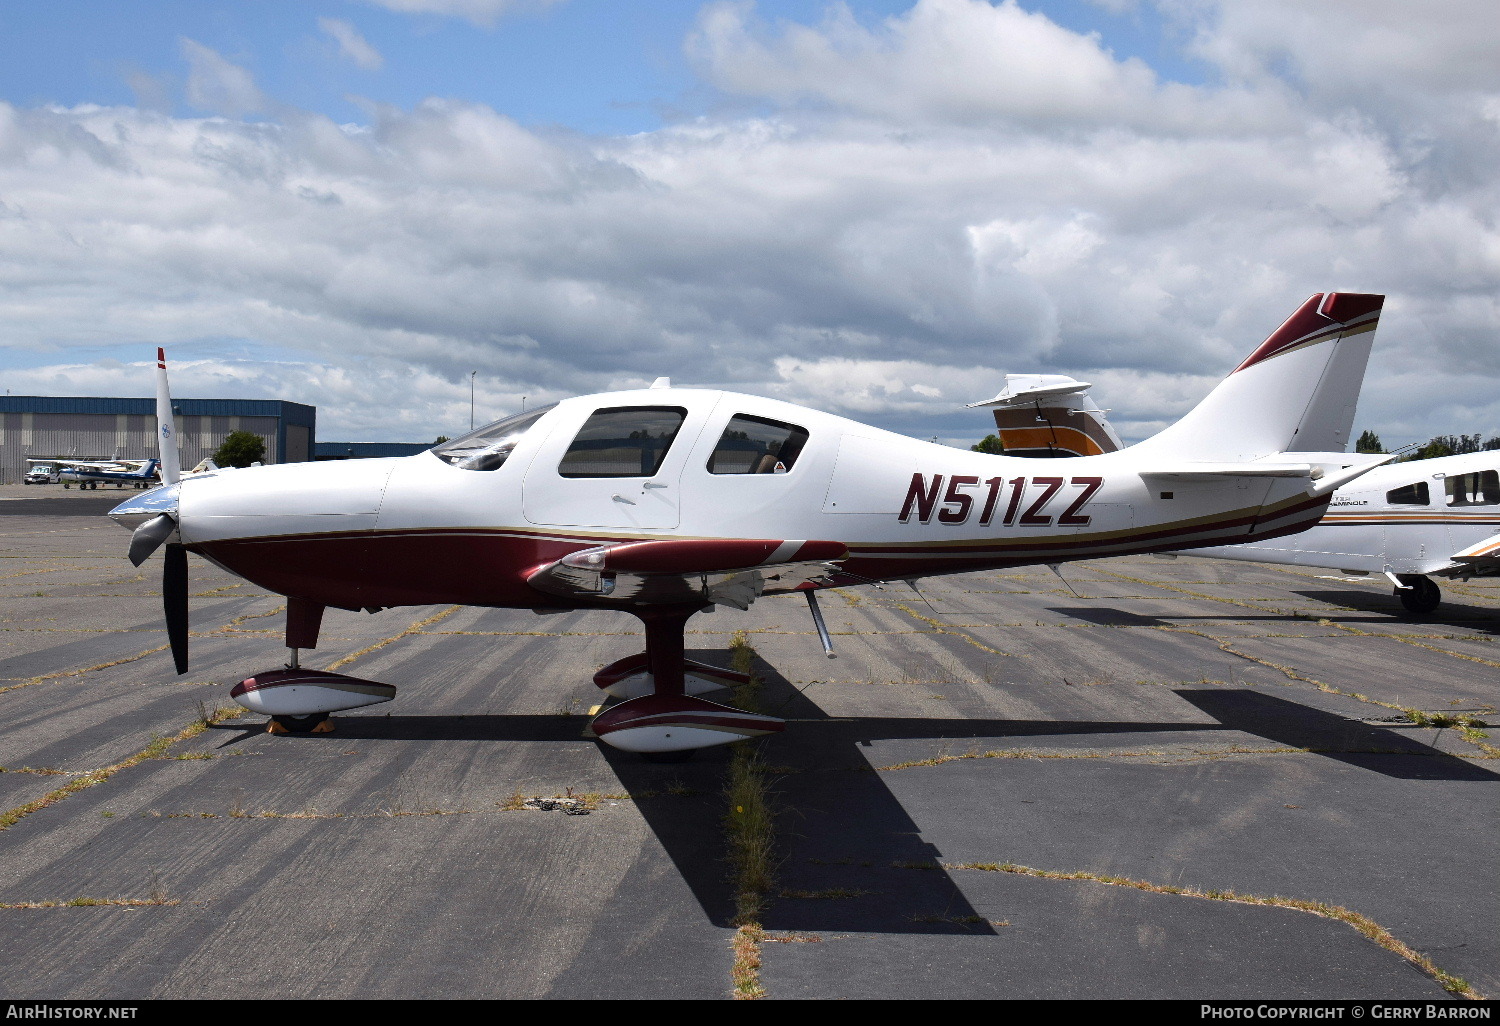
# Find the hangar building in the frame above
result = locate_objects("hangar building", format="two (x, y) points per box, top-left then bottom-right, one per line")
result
(0, 396), (316, 484)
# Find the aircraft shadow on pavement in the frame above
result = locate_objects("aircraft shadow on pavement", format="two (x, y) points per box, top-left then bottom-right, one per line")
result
(1175, 689), (1500, 782)
(1288, 590), (1500, 632)
(207, 653), (1495, 936)
(1046, 594), (1500, 632)
(1046, 606), (1175, 627)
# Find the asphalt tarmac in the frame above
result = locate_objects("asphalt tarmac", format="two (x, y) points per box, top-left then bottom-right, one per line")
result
(0, 485), (1495, 1000)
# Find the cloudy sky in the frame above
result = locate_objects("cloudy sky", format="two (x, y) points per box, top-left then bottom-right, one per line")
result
(0, 0), (1496, 448)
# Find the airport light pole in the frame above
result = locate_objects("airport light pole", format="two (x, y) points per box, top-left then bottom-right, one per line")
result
(470, 371), (477, 431)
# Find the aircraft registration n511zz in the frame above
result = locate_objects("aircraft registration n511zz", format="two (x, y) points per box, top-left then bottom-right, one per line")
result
(112, 293), (1386, 758)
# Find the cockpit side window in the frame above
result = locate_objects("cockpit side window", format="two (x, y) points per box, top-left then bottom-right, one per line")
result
(707, 414), (810, 475)
(558, 406), (687, 478)
(1445, 471), (1500, 507)
(1386, 482), (1429, 506)
(433, 404), (557, 472)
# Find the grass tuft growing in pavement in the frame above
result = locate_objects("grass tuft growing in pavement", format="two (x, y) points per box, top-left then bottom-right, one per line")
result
(0, 896), (179, 909)
(724, 631), (776, 1000)
(0, 705), (244, 833)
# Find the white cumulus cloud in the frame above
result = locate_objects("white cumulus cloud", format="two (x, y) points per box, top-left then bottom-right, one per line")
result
(0, 0), (1496, 449)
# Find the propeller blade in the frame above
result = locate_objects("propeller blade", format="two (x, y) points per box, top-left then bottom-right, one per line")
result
(163, 544), (189, 674)
(155, 348), (181, 486)
(128, 513), (177, 567)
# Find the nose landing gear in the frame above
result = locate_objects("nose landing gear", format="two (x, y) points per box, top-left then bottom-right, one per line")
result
(231, 599), (396, 734)
(1394, 574), (1441, 615)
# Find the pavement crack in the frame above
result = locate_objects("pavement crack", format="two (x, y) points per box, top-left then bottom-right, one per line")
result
(901, 859), (1481, 1000)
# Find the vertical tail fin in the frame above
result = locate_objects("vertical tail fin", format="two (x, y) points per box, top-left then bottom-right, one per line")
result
(1133, 293), (1384, 460)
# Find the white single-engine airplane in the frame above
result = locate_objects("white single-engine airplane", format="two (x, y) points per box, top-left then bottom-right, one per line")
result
(111, 294), (1387, 758)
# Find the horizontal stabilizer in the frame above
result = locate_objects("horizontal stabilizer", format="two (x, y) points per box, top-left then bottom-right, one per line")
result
(966, 375), (1093, 409)
(1139, 462), (1322, 480)
(1140, 452), (1390, 490)
(1450, 533), (1500, 567)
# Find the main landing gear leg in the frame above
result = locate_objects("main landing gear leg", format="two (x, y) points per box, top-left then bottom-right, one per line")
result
(589, 606), (786, 761)
(230, 599), (396, 733)
(639, 607), (694, 764)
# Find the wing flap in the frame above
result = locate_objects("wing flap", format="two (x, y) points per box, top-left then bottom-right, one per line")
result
(527, 538), (848, 608)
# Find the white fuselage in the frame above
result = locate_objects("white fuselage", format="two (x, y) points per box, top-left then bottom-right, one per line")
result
(168, 388), (1332, 611)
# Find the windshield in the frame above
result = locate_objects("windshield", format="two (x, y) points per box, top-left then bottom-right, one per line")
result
(432, 404), (557, 471)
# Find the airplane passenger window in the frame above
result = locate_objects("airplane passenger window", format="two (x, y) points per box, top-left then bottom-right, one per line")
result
(707, 415), (810, 475)
(1445, 471), (1500, 507)
(1385, 482), (1429, 505)
(558, 406), (687, 478)
(433, 404), (557, 471)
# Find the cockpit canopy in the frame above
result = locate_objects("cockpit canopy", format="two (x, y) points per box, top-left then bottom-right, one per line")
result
(432, 404), (557, 471)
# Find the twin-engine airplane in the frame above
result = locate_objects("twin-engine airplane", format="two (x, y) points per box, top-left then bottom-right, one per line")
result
(111, 292), (1387, 758)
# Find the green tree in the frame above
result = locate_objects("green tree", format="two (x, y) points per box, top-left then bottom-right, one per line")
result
(213, 430), (267, 468)
(433, 435), (450, 445)
(1354, 429), (1383, 454)
(971, 434), (1004, 455)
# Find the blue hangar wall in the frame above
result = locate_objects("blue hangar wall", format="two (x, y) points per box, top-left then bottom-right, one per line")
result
(0, 396), (316, 484)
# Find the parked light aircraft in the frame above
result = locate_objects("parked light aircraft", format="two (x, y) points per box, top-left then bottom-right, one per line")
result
(53, 458), (161, 490)
(976, 382), (1500, 615)
(111, 294), (1387, 757)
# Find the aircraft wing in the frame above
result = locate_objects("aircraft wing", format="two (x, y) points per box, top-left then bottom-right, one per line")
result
(55, 459), (125, 470)
(526, 538), (848, 610)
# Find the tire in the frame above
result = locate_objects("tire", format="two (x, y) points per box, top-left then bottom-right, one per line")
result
(1395, 575), (1441, 615)
(271, 713), (330, 734)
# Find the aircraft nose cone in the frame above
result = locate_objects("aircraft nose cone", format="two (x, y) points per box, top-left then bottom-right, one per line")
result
(108, 483), (180, 530)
